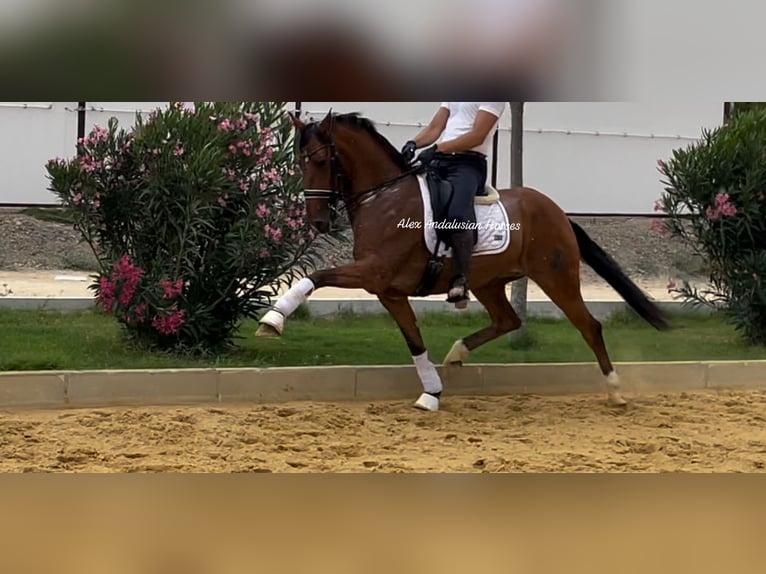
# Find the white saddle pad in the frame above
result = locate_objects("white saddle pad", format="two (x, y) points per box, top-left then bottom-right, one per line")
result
(416, 175), (513, 258)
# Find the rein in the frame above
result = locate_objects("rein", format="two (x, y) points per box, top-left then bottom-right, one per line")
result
(299, 123), (425, 215)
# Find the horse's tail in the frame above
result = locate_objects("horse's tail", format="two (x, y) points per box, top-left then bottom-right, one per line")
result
(569, 219), (669, 330)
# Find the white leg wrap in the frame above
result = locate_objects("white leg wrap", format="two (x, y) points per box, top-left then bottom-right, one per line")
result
(414, 351), (443, 395)
(258, 278), (316, 335)
(274, 277), (315, 316)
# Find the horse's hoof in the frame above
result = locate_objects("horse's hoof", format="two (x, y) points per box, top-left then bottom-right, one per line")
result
(443, 340), (470, 366)
(256, 323), (281, 338)
(257, 310), (284, 337)
(414, 393), (440, 412)
(607, 394), (628, 408)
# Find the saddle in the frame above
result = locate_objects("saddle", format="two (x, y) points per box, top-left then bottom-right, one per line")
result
(415, 169), (502, 297)
(425, 170), (501, 244)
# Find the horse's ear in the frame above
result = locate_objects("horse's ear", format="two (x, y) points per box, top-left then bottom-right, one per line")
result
(286, 110), (306, 131)
(318, 109), (334, 133)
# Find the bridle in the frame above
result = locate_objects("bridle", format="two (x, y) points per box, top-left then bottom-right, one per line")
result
(298, 118), (425, 215)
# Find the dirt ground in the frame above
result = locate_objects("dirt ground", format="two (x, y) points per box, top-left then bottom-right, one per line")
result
(2, 388), (765, 473)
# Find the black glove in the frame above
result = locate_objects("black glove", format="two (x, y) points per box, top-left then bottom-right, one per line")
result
(416, 145), (438, 166)
(401, 140), (417, 162)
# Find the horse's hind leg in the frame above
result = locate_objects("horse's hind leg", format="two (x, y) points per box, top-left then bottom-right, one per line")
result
(378, 294), (444, 412)
(443, 280), (521, 366)
(530, 271), (627, 407)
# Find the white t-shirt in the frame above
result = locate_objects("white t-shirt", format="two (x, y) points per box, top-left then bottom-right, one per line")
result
(438, 102), (507, 157)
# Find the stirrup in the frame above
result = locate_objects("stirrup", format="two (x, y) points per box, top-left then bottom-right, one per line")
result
(447, 279), (470, 309)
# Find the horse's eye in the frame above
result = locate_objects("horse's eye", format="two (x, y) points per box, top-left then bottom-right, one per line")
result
(316, 159), (328, 167)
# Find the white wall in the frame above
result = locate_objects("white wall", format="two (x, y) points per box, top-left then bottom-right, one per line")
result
(0, 102), (79, 204)
(83, 102), (172, 135)
(302, 101), (725, 214)
(1, 101), (725, 213)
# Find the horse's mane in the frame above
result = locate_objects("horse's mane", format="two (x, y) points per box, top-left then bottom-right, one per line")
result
(304, 112), (411, 172)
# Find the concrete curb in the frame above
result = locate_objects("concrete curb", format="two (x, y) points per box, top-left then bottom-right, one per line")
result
(0, 297), (705, 320)
(1, 361), (764, 410)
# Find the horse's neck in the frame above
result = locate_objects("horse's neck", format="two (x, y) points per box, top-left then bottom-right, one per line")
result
(347, 173), (424, 254)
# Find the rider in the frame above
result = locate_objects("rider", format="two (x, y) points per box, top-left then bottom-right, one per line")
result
(402, 102), (507, 308)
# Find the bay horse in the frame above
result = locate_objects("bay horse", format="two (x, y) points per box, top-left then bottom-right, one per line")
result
(257, 111), (669, 412)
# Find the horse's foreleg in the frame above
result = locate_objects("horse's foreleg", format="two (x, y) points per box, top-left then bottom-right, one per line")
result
(444, 281), (521, 366)
(257, 263), (382, 338)
(257, 276), (316, 337)
(378, 295), (443, 412)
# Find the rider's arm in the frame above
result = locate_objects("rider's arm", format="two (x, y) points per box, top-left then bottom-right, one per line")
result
(435, 104), (504, 154)
(411, 105), (450, 148)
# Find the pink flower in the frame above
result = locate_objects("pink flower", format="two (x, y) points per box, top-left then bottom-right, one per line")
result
(79, 155), (101, 173)
(259, 247), (270, 258)
(266, 169), (282, 184)
(72, 193), (83, 205)
(97, 276), (116, 312)
(720, 202), (737, 217)
(218, 196), (228, 207)
(707, 192), (738, 220)
(111, 255), (145, 308)
(256, 204), (270, 217)
(218, 119), (235, 132)
(653, 199), (664, 213)
(90, 125), (109, 143)
(134, 302), (148, 323)
(173, 144), (185, 157)
(270, 228), (283, 242)
(228, 145), (238, 155)
(152, 307), (187, 336)
(92, 200), (101, 209)
(161, 279), (184, 299)
(47, 157), (66, 168)
(236, 119), (248, 130)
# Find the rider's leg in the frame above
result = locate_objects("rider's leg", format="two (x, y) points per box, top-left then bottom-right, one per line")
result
(442, 155), (487, 308)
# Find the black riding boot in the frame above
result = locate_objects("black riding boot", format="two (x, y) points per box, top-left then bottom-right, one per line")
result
(447, 230), (474, 309)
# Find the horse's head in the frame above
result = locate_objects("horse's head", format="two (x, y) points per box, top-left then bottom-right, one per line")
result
(288, 110), (343, 234)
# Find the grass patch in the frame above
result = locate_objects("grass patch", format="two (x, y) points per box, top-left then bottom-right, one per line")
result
(0, 309), (764, 372)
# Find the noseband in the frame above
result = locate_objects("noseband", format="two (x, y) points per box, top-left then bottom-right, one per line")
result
(300, 119), (344, 204)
